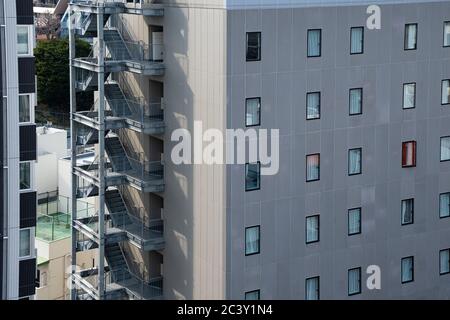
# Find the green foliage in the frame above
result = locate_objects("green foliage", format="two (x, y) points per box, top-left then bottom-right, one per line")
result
(34, 39), (92, 113)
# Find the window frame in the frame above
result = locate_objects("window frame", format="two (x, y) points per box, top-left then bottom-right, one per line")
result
(246, 32), (261, 62)
(350, 26), (364, 55)
(19, 161), (33, 191)
(349, 87), (363, 116)
(440, 192), (450, 219)
(440, 248), (450, 275)
(307, 29), (322, 58)
(442, 79), (450, 105)
(401, 256), (415, 284)
(19, 93), (35, 124)
(440, 136), (450, 162)
(402, 82), (416, 109)
(306, 91), (321, 120)
(244, 289), (260, 300)
(348, 148), (362, 176)
(17, 25), (33, 56)
(306, 153), (320, 182)
(245, 162), (261, 192)
(19, 228), (33, 259)
(443, 21), (450, 48)
(305, 214), (320, 244)
(401, 198), (414, 226)
(401, 141), (417, 168)
(404, 23), (418, 51)
(245, 97), (261, 127)
(348, 207), (362, 236)
(305, 276), (320, 300)
(245, 225), (261, 256)
(348, 267), (362, 296)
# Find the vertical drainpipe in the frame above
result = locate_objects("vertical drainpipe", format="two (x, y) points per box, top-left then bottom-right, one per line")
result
(97, 8), (106, 300)
(68, 5), (78, 301)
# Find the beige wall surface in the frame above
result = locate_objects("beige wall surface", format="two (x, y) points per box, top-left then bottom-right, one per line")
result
(162, 5), (228, 299)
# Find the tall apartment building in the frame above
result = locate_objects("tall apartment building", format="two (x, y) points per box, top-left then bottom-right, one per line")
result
(69, 0), (450, 300)
(1, 0), (38, 300)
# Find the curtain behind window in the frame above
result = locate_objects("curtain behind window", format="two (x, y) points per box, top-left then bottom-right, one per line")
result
(349, 89), (362, 114)
(349, 149), (361, 174)
(440, 250), (450, 274)
(442, 80), (450, 104)
(403, 84), (415, 109)
(308, 30), (321, 57)
(306, 277), (319, 300)
(245, 227), (259, 254)
(307, 155), (319, 181)
(350, 28), (363, 53)
(440, 193), (450, 218)
(401, 258), (413, 282)
(306, 216), (319, 242)
(348, 208), (361, 234)
(402, 200), (413, 224)
(348, 269), (360, 294)
(441, 137), (450, 160)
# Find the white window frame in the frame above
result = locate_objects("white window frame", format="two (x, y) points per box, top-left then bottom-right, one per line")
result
(19, 93), (35, 124)
(19, 161), (35, 192)
(17, 25), (34, 57)
(19, 228), (34, 259)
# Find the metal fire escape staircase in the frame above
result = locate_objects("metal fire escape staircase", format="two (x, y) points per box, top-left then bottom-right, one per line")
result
(70, 0), (165, 300)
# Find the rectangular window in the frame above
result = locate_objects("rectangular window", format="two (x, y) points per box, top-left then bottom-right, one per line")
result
(307, 29), (321, 57)
(444, 22), (450, 47)
(19, 229), (31, 257)
(245, 226), (260, 256)
(350, 27), (364, 54)
(440, 136), (450, 161)
(17, 25), (31, 55)
(246, 98), (261, 127)
(348, 208), (362, 235)
(246, 32), (261, 62)
(306, 215), (320, 244)
(348, 267), (362, 295)
(306, 92), (320, 120)
(349, 88), (362, 115)
(20, 162), (31, 190)
(245, 162), (260, 191)
(305, 276), (319, 300)
(245, 290), (260, 300)
(404, 24), (417, 50)
(19, 95), (31, 123)
(402, 141), (416, 167)
(401, 256), (414, 283)
(440, 248), (450, 275)
(442, 80), (450, 105)
(401, 198), (414, 225)
(306, 154), (320, 182)
(348, 148), (362, 175)
(440, 192), (450, 218)
(403, 83), (416, 109)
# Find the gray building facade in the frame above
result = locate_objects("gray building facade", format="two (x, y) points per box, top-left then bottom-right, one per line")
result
(69, 0), (450, 300)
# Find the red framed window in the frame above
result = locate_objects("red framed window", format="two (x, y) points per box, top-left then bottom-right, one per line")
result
(402, 141), (416, 167)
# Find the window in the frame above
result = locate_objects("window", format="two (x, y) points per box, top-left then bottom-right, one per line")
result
(440, 193), (450, 218)
(348, 267), (362, 295)
(20, 162), (31, 190)
(348, 208), (361, 235)
(306, 154), (320, 182)
(402, 141), (416, 167)
(305, 276), (320, 300)
(245, 226), (260, 256)
(245, 290), (260, 300)
(401, 198), (414, 225)
(306, 92), (320, 120)
(404, 24), (417, 50)
(19, 229), (31, 257)
(349, 88), (362, 115)
(307, 29), (321, 57)
(17, 26), (31, 55)
(348, 148), (362, 175)
(246, 98), (261, 127)
(401, 256), (414, 283)
(350, 27), (364, 54)
(19, 95), (32, 123)
(245, 162), (260, 191)
(440, 249), (450, 275)
(306, 215), (320, 244)
(444, 22), (450, 47)
(403, 83), (416, 109)
(440, 136), (450, 161)
(246, 32), (261, 61)
(442, 80), (450, 105)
